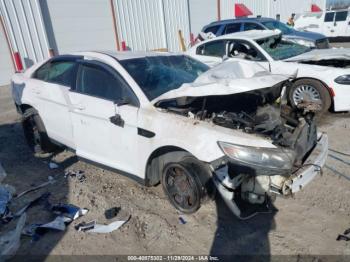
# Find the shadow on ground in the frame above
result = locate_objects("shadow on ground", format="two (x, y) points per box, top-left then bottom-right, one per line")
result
(210, 195), (276, 260)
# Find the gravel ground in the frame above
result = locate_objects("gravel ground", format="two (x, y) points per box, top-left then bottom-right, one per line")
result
(0, 79), (350, 258)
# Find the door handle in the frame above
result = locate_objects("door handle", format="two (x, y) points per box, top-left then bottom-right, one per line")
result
(72, 104), (85, 111)
(109, 114), (124, 128)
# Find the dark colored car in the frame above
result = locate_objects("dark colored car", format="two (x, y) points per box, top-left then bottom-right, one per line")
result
(202, 17), (329, 49)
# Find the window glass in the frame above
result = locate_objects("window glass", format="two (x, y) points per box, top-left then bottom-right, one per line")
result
(34, 61), (76, 87)
(335, 11), (348, 22)
(256, 38), (311, 60)
(120, 55), (209, 101)
(47, 61), (76, 86)
(76, 64), (129, 102)
(200, 41), (226, 57)
(34, 63), (50, 81)
(228, 40), (265, 61)
(244, 22), (264, 31)
(262, 21), (293, 34)
(324, 12), (335, 22)
(225, 23), (241, 34)
(204, 25), (221, 35)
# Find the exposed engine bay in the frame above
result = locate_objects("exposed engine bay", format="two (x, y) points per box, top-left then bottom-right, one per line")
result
(159, 81), (318, 164)
(158, 81), (322, 219)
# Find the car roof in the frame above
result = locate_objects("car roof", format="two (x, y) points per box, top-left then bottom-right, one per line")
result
(203, 29), (280, 42)
(207, 17), (275, 27)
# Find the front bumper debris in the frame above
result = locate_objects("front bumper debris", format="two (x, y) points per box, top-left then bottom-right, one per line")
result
(287, 133), (328, 193)
(213, 133), (328, 219)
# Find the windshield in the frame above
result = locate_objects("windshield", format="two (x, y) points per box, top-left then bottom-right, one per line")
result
(256, 37), (311, 60)
(120, 55), (209, 101)
(261, 21), (293, 34)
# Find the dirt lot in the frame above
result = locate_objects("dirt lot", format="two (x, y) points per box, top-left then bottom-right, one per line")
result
(0, 83), (350, 258)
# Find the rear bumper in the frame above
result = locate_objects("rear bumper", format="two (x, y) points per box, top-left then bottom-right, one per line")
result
(288, 133), (328, 193)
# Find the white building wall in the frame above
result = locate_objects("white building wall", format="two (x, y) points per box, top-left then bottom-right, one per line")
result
(188, 0), (217, 36)
(44, 0), (116, 54)
(163, 0), (191, 51)
(0, 0), (50, 68)
(0, 24), (14, 86)
(114, 0), (167, 51)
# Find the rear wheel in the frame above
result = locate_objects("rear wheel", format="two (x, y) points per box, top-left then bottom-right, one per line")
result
(289, 79), (331, 113)
(22, 108), (56, 155)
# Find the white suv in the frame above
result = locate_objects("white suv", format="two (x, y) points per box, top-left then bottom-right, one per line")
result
(12, 51), (328, 219)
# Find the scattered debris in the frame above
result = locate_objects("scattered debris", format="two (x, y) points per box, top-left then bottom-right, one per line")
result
(104, 207), (121, 220)
(49, 162), (59, 169)
(179, 216), (187, 225)
(75, 220), (97, 232)
(14, 192), (51, 217)
(51, 204), (88, 220)
(0, 213), (26, 257)
(64, 170), (86, 183)
(15, 177), (55, 199)
(75, 216), (130, 233)
(337, 228), (350, 242)
(23, 216), (72, 241)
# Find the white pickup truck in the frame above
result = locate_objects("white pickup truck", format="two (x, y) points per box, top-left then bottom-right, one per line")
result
(11, 51), (328, 219)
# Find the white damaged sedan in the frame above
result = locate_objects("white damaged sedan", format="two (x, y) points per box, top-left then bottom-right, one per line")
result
(187, 30), (350, 113)
(12, 52), (328, 219)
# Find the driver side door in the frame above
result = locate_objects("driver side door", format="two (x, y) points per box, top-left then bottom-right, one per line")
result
(69, 60), (140, 175)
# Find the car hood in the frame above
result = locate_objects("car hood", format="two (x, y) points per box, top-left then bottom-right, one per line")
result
(284, 48), (350, 62)
(151, 61), (289, 105)
(285, 29), (326, 41)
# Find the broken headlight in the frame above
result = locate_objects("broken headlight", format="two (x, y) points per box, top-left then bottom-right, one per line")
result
(335, 75), (350, 85)
(218, 142), (295, 171)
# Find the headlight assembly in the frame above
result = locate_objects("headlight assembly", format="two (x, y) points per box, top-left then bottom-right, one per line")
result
(335, 75), (350, 85)
(218, 142), (296, 171)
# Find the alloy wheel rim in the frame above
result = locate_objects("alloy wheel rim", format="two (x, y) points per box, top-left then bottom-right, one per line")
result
(164, 165), (198, 211)
(292, 84), (321, 105)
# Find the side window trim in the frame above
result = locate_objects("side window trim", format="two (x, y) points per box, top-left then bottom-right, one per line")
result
(73, 60), (140, 107)
(196, 40), (226, 57)
(32, 55), (82, 87)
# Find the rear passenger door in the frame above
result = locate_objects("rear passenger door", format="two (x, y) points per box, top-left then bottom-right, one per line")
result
(192, 40), (226, 67)
(69, 60), (140, 175)
(32, 57), (79, 148)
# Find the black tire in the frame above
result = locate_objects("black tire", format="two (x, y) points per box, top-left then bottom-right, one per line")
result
(22, 108), (56, 155)
(161, 155), (214, 214)
(288, 79), (332, 114)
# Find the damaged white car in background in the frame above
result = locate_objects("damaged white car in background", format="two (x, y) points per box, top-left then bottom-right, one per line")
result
(12, 52), (328, 219)
(187, 30), (350, 113)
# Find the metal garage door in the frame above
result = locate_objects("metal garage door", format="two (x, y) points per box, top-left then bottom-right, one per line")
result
(0, 23), (14, 86)
(44, 0), (116, 54)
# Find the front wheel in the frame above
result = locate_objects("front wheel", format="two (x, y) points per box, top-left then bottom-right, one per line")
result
(162, 162), (202, 214)
(289, 79), (331, 114)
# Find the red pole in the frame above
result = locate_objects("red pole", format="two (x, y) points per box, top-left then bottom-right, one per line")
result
(110, 0), (121, 51)
(121, 41), (127, 51)
(217, 0), (221, 21)
(13, 52), (23, 71)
